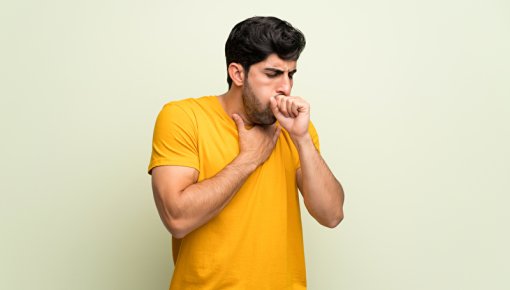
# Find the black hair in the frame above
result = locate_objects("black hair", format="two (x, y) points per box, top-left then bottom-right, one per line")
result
(225, 16), (306, 88)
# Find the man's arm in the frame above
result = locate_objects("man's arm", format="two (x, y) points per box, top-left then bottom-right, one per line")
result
(151, 114), (280, 239)
(271, 95), (344, 228)
(295, 136), (344, 228)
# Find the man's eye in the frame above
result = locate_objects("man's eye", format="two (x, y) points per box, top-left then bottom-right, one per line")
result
(266, 73), (277, 78)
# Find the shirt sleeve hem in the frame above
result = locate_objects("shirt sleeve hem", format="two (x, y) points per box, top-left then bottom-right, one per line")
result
(148, 159), (200, 175)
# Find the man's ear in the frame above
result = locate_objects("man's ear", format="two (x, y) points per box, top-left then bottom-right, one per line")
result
(228, 63), (245, 86)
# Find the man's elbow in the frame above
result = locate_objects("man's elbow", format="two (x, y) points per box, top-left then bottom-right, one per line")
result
(165, 216), (191, 239)
(323, 211), (344, 228)
(170, 230), (188, 239)
(160, 200), (194, 239)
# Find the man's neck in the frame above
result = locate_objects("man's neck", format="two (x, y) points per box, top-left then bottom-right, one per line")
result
(218, 87), (249, 124)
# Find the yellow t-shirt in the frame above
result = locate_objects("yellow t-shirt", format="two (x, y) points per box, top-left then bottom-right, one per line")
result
(148, 96), (320, 290)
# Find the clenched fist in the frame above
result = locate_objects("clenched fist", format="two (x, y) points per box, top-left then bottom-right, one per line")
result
(270, 95), (310, 140)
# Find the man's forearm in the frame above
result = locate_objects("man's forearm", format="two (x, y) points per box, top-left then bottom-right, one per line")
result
(165, 155), (256, 238)
(294, 135), (344, 228)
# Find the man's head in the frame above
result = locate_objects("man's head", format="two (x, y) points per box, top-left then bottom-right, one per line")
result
(225, 16), (306, 125)
(225, 16), (306, 89)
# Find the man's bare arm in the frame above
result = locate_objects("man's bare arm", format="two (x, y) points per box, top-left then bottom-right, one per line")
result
(151, 114), (280, 239)
(152, 158), (254, 239)
(295, 135), (344, 228)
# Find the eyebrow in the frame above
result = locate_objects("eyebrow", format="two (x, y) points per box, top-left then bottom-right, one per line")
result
(264, 68), (298, 74)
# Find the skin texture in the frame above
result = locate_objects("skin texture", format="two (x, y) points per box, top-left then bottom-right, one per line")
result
(151, 53), (344, 238)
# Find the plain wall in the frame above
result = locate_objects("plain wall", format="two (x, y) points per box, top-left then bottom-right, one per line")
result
(1, 0), (509, 289)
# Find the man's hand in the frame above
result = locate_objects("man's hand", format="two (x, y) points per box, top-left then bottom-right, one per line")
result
(270, 95), (310, 140)
(232, 113), (281, 167)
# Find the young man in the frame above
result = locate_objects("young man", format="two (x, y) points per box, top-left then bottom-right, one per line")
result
(148, 16), (344, 289)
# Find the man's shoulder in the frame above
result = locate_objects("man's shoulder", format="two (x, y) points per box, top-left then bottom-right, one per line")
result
(162, 95), (216, 112)
(157, 96), (219, 127)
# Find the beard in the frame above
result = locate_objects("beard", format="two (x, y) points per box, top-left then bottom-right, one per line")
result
(242, 80), (276, 126)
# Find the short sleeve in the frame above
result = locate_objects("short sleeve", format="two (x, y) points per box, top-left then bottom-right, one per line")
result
(148, 102), (199, 174)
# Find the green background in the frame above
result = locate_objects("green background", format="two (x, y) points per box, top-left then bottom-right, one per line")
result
(1, 0), (509, 289)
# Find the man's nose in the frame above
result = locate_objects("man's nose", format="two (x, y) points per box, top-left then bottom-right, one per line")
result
(276, 75), (292, 96)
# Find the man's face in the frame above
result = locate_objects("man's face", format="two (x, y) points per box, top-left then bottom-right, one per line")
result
(242, 53), (297, 126)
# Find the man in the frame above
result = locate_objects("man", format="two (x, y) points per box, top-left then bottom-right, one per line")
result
(148, 16), (344, 289)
